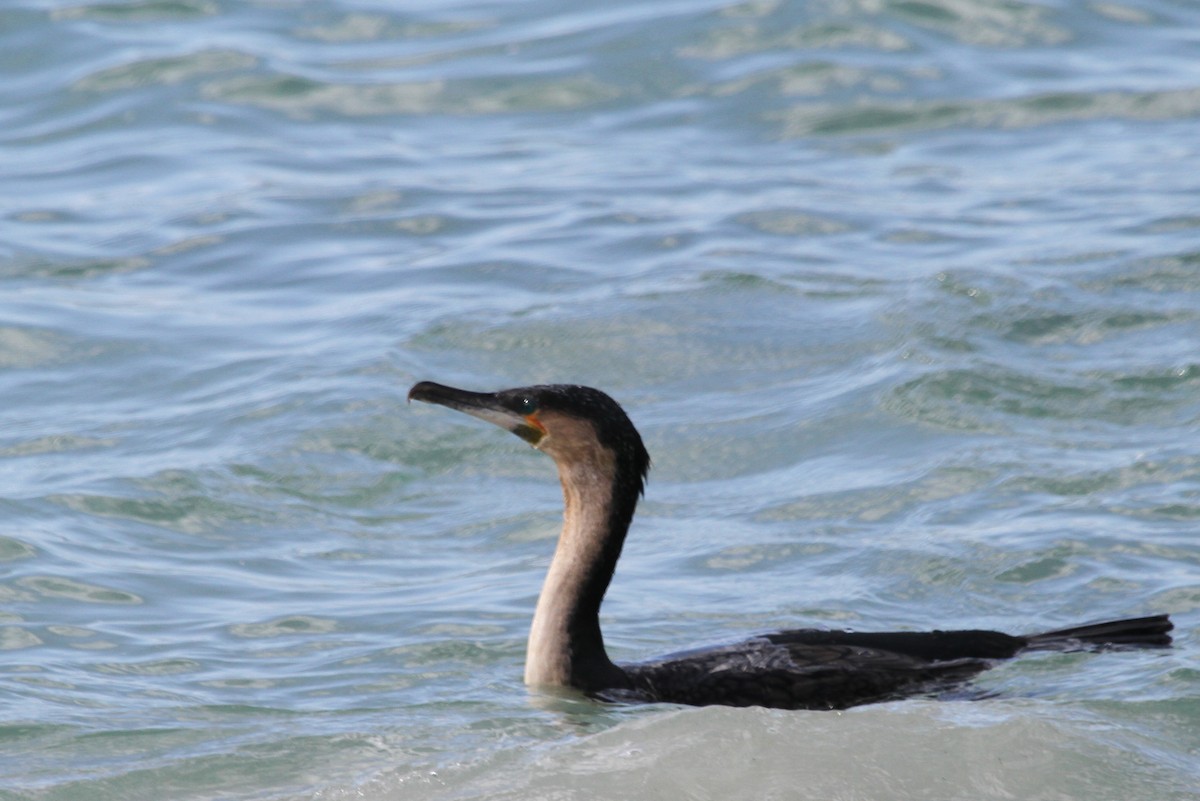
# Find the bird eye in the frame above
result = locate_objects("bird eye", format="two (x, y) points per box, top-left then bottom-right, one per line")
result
(517, 396), (537, 414)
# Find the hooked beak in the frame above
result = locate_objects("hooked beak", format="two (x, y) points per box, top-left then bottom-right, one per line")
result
(408, 381), (546, 445)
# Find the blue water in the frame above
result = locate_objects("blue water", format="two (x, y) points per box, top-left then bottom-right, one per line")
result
(3, 0), (1199, 798)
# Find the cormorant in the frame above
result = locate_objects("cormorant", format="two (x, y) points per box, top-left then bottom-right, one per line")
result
(408, 381), (1173, 710)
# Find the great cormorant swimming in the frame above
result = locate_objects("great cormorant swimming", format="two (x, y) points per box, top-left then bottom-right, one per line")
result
(408, 381), (1172, 710)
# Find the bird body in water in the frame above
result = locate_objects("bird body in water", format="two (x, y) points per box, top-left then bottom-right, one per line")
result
(408, 381), (1173, 710)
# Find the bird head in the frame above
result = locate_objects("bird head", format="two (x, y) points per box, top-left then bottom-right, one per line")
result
(408, 381), (650, 493)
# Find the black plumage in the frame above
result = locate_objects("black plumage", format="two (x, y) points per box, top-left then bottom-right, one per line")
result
(408, 381), (1172, 710)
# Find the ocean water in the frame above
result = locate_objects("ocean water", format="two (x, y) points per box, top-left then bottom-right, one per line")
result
(2, 0), (1199, 798)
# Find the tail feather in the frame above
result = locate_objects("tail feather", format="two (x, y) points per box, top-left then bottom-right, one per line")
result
(1023, 614), (1173, 651)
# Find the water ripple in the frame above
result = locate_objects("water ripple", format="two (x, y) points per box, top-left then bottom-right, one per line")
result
(50, 1), (218, 22)
(229, 616), (338, 639)
(3, 0), (1199, 797)
(15, 576), (142, 605)
(73, 49), (259, 92)
(779, 86), (1200, 137)
(201, 72), (622, 117)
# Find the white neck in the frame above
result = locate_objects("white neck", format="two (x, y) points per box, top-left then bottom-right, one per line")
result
(524, 456), (622, 688)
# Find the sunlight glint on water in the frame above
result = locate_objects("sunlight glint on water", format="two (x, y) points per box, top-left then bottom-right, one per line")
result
(1, 0), (1198, 799)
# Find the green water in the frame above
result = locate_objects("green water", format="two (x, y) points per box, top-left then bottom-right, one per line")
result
(2, 0), (1199, 798)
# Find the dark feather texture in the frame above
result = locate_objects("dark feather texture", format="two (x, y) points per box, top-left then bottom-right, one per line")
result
(410, 381), (1173, 709)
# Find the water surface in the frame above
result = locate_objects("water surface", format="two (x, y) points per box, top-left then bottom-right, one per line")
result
(2, 0), (1199, 799)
